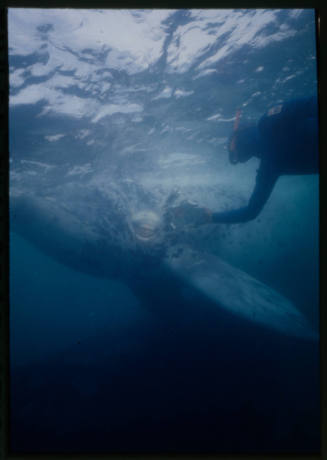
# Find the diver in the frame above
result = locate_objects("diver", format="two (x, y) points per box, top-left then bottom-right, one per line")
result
(169, 96), (319, 226)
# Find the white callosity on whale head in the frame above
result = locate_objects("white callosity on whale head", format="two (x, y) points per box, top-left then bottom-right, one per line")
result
(129, 210), (162, 243)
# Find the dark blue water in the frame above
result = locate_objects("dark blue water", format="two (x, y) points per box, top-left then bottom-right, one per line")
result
(10, 233), (320, 453)
(9, 8), (320, 453)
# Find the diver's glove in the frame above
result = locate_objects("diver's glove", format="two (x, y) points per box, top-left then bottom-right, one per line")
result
(164, 201), (213, 230)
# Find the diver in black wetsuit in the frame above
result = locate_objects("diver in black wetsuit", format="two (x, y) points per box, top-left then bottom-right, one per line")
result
(170, 96), (319, 227)
(212, 96), (319, 223)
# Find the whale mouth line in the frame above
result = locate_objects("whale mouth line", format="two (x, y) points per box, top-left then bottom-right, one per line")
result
(136, 225), (156, 240)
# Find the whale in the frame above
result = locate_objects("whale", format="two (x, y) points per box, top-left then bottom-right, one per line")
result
(9, 184), (318, 341)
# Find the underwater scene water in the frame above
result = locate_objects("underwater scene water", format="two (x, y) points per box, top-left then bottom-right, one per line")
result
(9, 8), (320, 453)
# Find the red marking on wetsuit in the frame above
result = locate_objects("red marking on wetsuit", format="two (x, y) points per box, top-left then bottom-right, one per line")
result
(233, 109), (242, 132)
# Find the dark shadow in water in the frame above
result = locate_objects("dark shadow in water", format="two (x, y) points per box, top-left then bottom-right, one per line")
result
(10, 302), (320, 454)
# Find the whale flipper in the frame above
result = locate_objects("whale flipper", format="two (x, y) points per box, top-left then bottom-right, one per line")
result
(164, 245), (318, 341)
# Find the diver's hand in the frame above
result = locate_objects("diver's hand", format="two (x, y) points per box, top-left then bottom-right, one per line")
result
(164, 201), (213, 230)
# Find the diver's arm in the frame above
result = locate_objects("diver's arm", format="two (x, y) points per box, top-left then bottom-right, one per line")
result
(210, 165), (278, 224)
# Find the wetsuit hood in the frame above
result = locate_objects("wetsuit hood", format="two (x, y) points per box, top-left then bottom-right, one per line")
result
(228, 124), (260, 164)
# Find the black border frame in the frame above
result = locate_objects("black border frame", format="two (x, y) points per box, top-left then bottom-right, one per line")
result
(1, 2), (326, 459)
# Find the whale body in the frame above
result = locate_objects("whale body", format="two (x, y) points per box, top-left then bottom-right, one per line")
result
(10, 186), (318, 341)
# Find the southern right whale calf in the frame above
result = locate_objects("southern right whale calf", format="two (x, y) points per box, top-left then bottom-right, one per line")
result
(10, 183), (318, 341)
